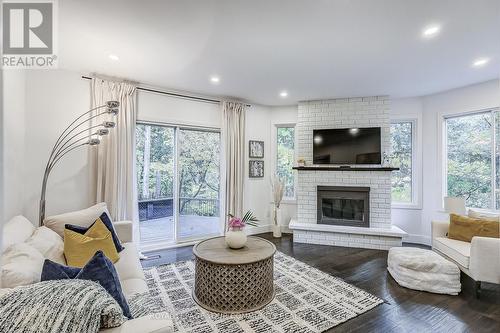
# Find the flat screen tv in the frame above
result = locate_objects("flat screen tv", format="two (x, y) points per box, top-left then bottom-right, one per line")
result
(313, 127), (381, 165)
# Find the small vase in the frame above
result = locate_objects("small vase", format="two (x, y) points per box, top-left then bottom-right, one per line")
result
(273, 207), (282, 238)
(225, 228), (247, 249)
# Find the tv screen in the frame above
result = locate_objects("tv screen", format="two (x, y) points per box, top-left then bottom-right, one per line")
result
(313, 127), (381, 164)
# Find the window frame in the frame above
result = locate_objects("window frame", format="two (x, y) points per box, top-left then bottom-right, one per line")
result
(441, 108), (499, 210)
(271, 123), (297, 202)
(390, 117), (422, 209)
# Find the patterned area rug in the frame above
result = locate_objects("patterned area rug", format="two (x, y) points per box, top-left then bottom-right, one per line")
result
(142, 251), (383, 332)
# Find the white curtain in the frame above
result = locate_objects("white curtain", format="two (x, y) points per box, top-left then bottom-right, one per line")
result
(221, 101), (246, 226)
(90, 78), (139, 242)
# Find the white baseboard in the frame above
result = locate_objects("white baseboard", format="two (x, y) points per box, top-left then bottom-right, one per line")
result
(246, 224), (272, 235)
(404, 234), (431, 246)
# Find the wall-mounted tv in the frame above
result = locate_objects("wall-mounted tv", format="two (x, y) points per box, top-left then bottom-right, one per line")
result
(313, 127), (381, 165)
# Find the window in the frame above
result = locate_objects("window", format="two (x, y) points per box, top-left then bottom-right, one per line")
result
(445, 110), (500, 209)
(136, 123), (221, 248)
(276, 126), (295, 199)
(390, 121), (414, 204)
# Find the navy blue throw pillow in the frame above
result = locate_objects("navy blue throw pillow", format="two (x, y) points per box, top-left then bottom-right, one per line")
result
(65, 212), (125, 252)
(41, 251), (132, 319)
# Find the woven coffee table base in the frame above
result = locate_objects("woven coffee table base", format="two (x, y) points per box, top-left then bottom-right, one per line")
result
(193, 255), (275, 314)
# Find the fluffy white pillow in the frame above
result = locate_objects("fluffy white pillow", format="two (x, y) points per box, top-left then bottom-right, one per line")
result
(1, 243), (45, 288)
(25, 226), (65, 265)
(468, 208), (500, 221)
(2, 216), (35, 252)
(43, 202), (110, 237)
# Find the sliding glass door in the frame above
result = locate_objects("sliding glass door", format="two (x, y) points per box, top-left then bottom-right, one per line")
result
(178, 129), (221, 241)
(136, 124), (175, 245)
(136, 123), (221, 248)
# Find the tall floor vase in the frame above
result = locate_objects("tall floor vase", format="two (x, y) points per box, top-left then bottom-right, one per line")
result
(273, 207), (282, 238)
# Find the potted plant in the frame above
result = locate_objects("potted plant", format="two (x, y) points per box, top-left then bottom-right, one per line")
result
(225, 211), (258, 249)
(271, 177), (285, 238)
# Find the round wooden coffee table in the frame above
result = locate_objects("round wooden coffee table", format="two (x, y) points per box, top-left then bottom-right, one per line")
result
(192, 236), (276, 314)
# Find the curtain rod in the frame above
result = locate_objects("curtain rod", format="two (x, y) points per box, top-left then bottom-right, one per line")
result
(81, 76), (251, 107)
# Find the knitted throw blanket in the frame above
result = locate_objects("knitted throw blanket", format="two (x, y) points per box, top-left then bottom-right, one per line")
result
(0, 280), (125, 333)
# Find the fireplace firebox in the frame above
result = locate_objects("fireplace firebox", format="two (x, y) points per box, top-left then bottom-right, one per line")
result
(317, 186), (370, 227)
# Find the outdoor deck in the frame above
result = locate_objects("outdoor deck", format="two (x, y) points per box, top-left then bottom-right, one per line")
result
(139, 215), (221, 246)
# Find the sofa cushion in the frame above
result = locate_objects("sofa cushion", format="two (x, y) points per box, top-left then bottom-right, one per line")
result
(1, 243), (45, 288)
(25, 226), (65, 265)
(64, 219), (119, 267)
(121, 278), (149, 296)
(66, 212), (124, 253)
(114, 242), (146, 282)
(2, 216), (35, 252)
(468, 208), (500, 221)
(433, 236), (471, 268)
(41, 251), (132, 319)
(44, 202), (110, 237)
(448, 214), (499, 242)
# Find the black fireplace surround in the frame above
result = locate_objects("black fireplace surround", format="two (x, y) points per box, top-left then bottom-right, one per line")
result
(317, 186), (370, 227)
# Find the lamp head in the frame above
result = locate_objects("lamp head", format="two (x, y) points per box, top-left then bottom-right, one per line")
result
(103, 121), (116, 128)
(107, 107), (119, 116)
(89, 138), (101, 146)
(96, 128), (109, 136)
(106, 101), (120, 108)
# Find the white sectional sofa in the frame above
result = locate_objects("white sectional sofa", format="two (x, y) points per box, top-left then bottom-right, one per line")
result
(1, 214), (173, 333)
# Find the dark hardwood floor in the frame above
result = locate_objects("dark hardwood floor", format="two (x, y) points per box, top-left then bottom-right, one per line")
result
(141, 233), (500, 333)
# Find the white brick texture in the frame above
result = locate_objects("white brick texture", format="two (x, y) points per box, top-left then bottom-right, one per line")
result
(297, 96), (391, 165)
(293, 229), (402, 250)
(294, 96), (397, 249)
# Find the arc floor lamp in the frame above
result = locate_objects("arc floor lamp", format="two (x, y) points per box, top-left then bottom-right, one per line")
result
(39, 101), (120, 226)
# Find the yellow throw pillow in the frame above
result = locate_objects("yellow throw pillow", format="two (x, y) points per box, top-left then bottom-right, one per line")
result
(448, 213), (500, 243)
(64, 218), (119, 267)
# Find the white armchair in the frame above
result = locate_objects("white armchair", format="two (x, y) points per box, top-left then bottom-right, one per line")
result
(431, 220), (500, 296)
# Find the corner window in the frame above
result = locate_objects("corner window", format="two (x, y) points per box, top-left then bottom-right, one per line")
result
(390, 121), (414, 204)
(445, 110), (500, 209)
(276, 126), (295, 199)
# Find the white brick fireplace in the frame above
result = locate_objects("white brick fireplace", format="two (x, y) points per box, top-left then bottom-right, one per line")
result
(289, 96), (407, 250)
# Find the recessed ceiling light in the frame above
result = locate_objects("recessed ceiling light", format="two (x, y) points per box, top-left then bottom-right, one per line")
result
(472, 57), (490, 67)
(108, 54), (119, 61)
(422, 25), (441, 38)
(210, 76), (220, 84)
(279, 91), (288, 98)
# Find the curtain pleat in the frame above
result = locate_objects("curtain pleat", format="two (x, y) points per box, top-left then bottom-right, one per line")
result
(221, 101), (246, 230)
(90, 78), (139, 243)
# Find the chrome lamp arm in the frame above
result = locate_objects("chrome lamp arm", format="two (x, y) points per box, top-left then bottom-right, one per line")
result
(39, 101), (120, 226)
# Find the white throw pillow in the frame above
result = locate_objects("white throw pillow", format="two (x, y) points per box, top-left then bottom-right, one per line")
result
(468, 208), (500, 221)
(43, 202), (111, 237)
(2, 216), (35, 252)
(25, 226), (66, 265)
(1, 243), (45, 288)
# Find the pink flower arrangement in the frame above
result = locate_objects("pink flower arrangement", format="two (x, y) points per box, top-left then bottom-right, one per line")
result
(227, 210), (258, 231)
(228, 217), (245, 229)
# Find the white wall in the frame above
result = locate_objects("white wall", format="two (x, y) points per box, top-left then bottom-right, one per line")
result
(244, 105), (272, 228)
(23, 70), (91, 224)
(2, 70), (26, 221)
(137, 90), (221, 128)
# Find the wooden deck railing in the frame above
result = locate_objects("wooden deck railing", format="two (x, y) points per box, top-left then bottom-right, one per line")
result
(138, 197), (219, 221)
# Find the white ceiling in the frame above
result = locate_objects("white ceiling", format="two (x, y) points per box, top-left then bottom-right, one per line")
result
(59, 0), (500, 106)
